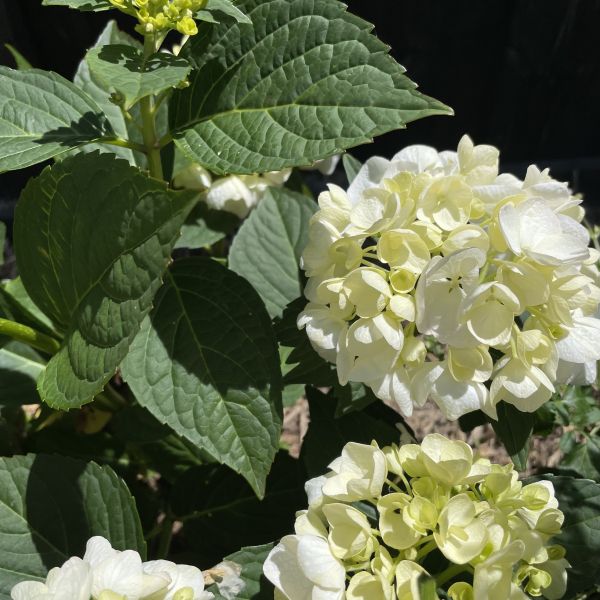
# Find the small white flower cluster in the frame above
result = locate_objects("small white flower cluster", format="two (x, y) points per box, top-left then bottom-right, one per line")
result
(264, 434), (568, 600)
(11, 536), (237, 600)
(298, 136), (600, 420)
(174, 156), (340, 219)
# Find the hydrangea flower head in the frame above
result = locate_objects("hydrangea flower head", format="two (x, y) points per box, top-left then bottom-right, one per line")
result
(299, 136), (600, 419)
(263, 434), (569, 600)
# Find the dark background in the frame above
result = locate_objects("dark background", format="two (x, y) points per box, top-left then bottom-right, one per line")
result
(2, 0), (600, 217)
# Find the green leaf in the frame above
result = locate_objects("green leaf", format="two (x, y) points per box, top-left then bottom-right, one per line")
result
(0, 342), (45, 407)
(334, 381), (377, 417)
(417, 575), (439, 600)
(86, 45), (191, 111)
(342, 153), (362, 184)
(73, 21), (146, 166)
(301, 386), (411, 477)
(0, 67), (114, 172)
(42, 0), (111, 10)
(196, 0), (252, 24)
(229, 188), (315, 318)
(175, 202), (239, 249)
(490, 402), (533, 471)
(173, 453), (306, 561)
(0, 278), (58, 337)
(206, 543), (275, 600)
(4, 45), (32, 71)
(122, 257), (282, 497)
(561, 435), (600, 481)
(539, 475), (600, 597)
(14, 152), (196, 409)
(0, 453), (144, 598)
(170, 0), (451, 175)
(274, 298), (336, 387)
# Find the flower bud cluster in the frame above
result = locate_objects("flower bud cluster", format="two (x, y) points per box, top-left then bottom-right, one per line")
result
(264, 434), (568, 600)
(11, 536), (239, 600)
(108, 0), (206, 35)
(298, 136), (600, 420)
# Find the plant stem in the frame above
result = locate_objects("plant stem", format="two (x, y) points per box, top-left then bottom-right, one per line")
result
(156, 516), (174, 559)
(436, 563), (471, 587)
(0, 317), (60, 355)
(415, 539), (438, 560)
(141, 33), (164, 180)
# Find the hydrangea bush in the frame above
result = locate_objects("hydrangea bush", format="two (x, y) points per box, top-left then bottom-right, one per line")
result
(0, 1), (599, 599)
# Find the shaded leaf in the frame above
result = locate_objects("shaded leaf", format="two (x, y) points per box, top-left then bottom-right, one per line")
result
(196, 0), (252, 24)
(491, 402), (533, 472)
(42, 0), (111, 10)
(86, 44), (191, 110)
(73, 21), (146, 166)
(229, 187), (315, 318)
(0, 342), (45, 407)
(0, 67), (113, 172)
(301, 386), (410, 477)
(122, 257), (282, 497)
(0, 454), (144, 598)
(4, 45), (32, 70)
(14, 152), (196, 409)
(175, 202), (239, 249)
(171, 0), (451, 174)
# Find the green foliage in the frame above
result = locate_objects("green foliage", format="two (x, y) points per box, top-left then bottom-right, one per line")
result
(122, 257), (282, 497)
(342, 153), (362, 184)
(170, 0), (450, 174)
(206, 543), (275, 600)
(41, 0), (111, 10)
(175, 202), (239, 249)
(537, 475), (600, 597)
(491, 402), (534, 471)
(0, 342), (45, 407)
(196, 0), (252, 24)
(0, 453), (144, 599)
(4, 45), (32, 71)
(230, 188), (316, 318)
(86, 44), (191, 110)
(301, 386), (412, 477)
(73, 21), (146, 166)
(0, 68), (113, 172)
(174, 452), (306, 560)
(14, 152), (196, 409)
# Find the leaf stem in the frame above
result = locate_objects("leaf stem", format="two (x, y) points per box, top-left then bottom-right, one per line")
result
(141, 33), (164, 180)
(101, 137), (147, 154)
(0, 317), (60, 355)
(435, 563), (472, 587)
(155, 516), (174, 559)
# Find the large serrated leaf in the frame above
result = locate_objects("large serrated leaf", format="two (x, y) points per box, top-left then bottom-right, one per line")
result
(229, 187), (315, 318)
(535, 475), (600, 597)
(73, 21), (146, 166)
(170, 0), (451, 175)
(196, 0), (252, 24)
(122, 257), (282, 497)
(206, 543), (275, 600)
(86, 45), (191, 111)
(0, 68), (113, 172)
(14, 152), (196, 409)
(491, 402), (533, 471)
(0, 453), (144, 599)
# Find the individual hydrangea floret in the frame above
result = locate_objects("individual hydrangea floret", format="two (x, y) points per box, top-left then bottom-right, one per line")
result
(263, 434), (569, 600)
(298, 136), (600, 420)
(10, 536), (237, 600)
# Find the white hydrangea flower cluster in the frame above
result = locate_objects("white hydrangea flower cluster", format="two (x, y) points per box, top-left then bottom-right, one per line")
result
(298, 136), (600, 420)
(10, 536), (237, 600)
(263, 434), (569, 600)
(174, 156), (340, 219)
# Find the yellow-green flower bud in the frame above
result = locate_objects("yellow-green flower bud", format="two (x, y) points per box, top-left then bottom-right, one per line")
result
(322, 503), (376, 561)
(448, 581), (474, 600)
(377, 493), (421, 550)
(347, 572), (393, 600)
